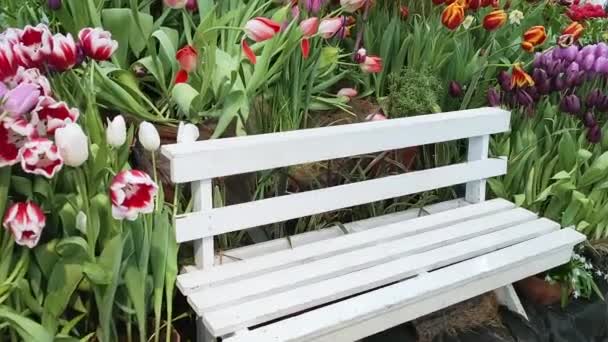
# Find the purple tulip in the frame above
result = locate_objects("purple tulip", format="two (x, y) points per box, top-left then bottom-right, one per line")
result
(1, 83), (40, 118)
(567, 61), (580, 74)
(587, 125), (602, 143)
(552, 76), (566, 91)
(586, 89), (604, 108)
(448, 81), (462, 97)
(305, 0), (326, 13)
(48, 0), (61, 10)
(487, 88), (501, 107)
(596, 42), (608, 58)
(566, 70), (585, 87)
(598, 96), (608, 112)
(582, 53), (596, 71)
(594, 57), (608, 74)
(560, 94), (581, 115)
(557, 46), (579, 62)
(533, 53), (543, 68)
(533, 68), (548, 83)
(516, 89), (534, 107)
(537, 79), (552, 94)
(498, 71), (512, 92)
(583, 112), (597, 128)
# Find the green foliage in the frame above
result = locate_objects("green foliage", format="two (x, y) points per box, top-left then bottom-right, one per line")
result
(386, 67), (443, 117)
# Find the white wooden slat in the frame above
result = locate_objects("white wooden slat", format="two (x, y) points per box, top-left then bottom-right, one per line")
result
(177, 199), (515, 293)
(161, 108), (511, 183)
(188, 208), (536, 312)
(175, 158), (507, 243)
(192, 180), (214, 268)
(465, 135), (490, 203)
(224, 229), (584, 342)
(203, 218), (558, 335)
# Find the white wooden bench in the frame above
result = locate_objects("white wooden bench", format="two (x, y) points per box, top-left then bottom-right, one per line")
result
(161, 107), (585, 342)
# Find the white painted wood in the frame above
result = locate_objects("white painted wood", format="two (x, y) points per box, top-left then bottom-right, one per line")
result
(189, 208), (536, 312)
(345, 207), (421, 233)
(161, 108), (511, 183)
(197, 319), (215, 342)
(203, 218), (557, 335)
(192, 180), (214, 268)
(175, 158), (507, 243)
(465, 135), (490, 203)
(495, 284), (528, 319)
(421, 198), (468, 215)
(177, 199), (515, 294)
(223, 229), (584, 342)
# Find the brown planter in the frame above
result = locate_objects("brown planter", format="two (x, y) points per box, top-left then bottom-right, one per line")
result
(516, 275), (565, 306)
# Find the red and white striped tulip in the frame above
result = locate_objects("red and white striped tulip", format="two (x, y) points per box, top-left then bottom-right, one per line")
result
(49, 33), (78, 71)
(3, 201), (46, 248)
(360, 55), (382, 73)
(20, 138), (63, 178)
(12, 24), (53, 68)
(244, 17), (281, 42)
(12, 67), (52, 96)
(78, 27), (118, 61)
(0, 39), (18, 81)
(0, 118), (34, 167)
(110, 170), (158, 220)
(31, 96), (80, 136)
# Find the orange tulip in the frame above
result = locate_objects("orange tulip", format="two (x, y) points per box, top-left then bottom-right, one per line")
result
(441, 2), (465, 30)
(511, 63), (534, 88)
(483, 10), (507, 31)
(523, 26), (547, 46)
(521, 41), (535, 53)
(562, 21), (584, 40)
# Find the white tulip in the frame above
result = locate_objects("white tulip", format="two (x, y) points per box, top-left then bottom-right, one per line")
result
(177, 122), (199, 143)
(138, 121), (160, 152)
(76, 211), (87, 234)
(106, 115), (127, 148)
(55, 123), (89, 167)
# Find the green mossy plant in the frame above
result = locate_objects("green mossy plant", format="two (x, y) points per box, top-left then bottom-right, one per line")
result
(386, 67), (443, 117)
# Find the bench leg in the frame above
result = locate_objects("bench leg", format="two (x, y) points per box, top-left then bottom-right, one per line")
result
(494, 284), (528, 320)
(197, 318), (215, 342)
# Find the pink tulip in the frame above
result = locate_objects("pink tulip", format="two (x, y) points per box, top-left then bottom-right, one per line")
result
(318, 17), (344, 39)
(78, 27), (118, 61)
(1, 83), (40, 117)
(49, 33), (78, 71)
(176, 45), (197, 73)
(31, 96), (80, 136)
(110, 170), (158, 220)
(20, 138), (63, 179)
(300, 17), (319, 37)
(360, 55), (382, 73)
(0, 118), (34, 167)
(12, 67), (52, 96)
(3, 201), (46, 248)
(0, 39), (18, 81)
(337, 88), (358, 98)
(244, 17), (281, 42)
(340, 0), (367, 12)
(366, 113), (387, 121)
(164, 0), (187, 8)
(12, 24), (53, 68)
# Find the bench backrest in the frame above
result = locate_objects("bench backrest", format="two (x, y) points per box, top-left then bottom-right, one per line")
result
(161, 107), (511, 268)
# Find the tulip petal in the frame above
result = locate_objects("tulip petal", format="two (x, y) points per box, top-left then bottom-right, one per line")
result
(242, 40), (257, 65)
(300, 38), (310, 59)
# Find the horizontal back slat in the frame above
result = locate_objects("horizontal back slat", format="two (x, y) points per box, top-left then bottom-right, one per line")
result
(175, 158), (507, 243)
(161, 108), (510, 183)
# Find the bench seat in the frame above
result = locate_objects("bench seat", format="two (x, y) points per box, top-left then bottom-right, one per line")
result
(176, 199), (585, 341)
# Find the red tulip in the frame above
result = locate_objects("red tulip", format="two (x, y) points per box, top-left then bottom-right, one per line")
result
(244, 17), (281, 42)
(3, 201), (46, 248)
(400, 6), (409, 19)
(78, 27), (118, 61)
(12, 24), (53, 68)
(0, 40), (18, 81)
(110, 170), (158, 220)
(483, 10), (507, 31)
(31, 96), (80, 136)
(0, 118), (34, 167)
(300, 17), (319, 37)
(301, 39), (311, 59)
(176, 45), (197, 73)
(241, 40), (257, 65)
(441, 2), (465, 30)
(468, 0), (482, 10)
(49, 33), (78, 71)
(20, 138), (63, 179)
(360, 55), (382, 73)
(175, 69), (188, 84)
(562, 21), (584, 40)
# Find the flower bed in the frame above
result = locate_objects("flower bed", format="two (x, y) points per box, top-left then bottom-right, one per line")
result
(1, 0), (608, 340)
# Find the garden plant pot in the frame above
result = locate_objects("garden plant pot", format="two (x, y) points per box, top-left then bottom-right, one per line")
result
(516, 276), (564, 306)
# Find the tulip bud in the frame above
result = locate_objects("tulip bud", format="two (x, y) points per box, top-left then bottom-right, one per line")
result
(48, 0), (61, 10)
(583, 112), (597, 128)
(560, 94), (581, 115)
(441, 2), (465, 30)
(360, 56), (382, 73)
(55, 123), (89, 167)
(305, 0), (326, 13)
(318, 17), (344, 39)
(78, 28), (118, 61)
(552, 76), (566, 91)
(138, 121), (160, 152)
(497, 70), (512, 91)
(176, 45), (198, 73)
(562, 22), (584, 40)
(185, 0), (198, 11)
(587, 125), (602, 144)
(448, 81), (462, 97)
(106, 115), (127, 148)
(487, 88), (501, 107)
(482, 10), (507, 31)
(400, 6), (409, 19)
(244, 17), (281, 42)
(354, 48), (367, 63)
(177, 122), (199, 143)
(515, 89), (533, 107)
(586, 89), (602, 108)
(300, 17), (319, 37)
